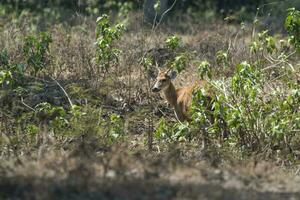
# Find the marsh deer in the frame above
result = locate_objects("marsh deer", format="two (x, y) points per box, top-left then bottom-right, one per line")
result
(152, 67), (228, 145)
(152, 68), (212, 122)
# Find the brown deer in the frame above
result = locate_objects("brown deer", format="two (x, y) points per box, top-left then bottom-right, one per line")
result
(152, 67), (228, 145)
(152, 68), (212, 122)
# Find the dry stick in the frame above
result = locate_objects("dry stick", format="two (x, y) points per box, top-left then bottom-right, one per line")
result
(262, 51), (296, 71)
(50, 77), (73, 108)
(152, 11), (158, 30)
(148, 116), (153, 151)
(295, 167), (300, 176)
(153, 0), (178, 32)
(21, 97), (36, 111)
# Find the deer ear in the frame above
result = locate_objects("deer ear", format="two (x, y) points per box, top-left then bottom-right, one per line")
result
(169, 70), (177, 80)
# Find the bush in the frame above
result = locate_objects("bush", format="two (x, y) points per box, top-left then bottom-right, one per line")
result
(94, 14), (125, 72)
(23, 32), (52, 76)
(285, 8), (300, 52)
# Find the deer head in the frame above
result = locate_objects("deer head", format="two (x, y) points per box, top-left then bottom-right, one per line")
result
(152, 68), (177, 93)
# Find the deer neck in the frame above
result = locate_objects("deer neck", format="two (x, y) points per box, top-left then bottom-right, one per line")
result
(163, 82), (177, 107)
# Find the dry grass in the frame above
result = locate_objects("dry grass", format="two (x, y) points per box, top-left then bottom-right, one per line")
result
(1, 9), (300, 200)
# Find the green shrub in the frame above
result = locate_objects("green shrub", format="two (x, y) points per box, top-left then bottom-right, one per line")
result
(94, 14), (125, 72)
(159, 8), (300, 158)
(285, 8), (300, 52)
(0, 50), (24, 88)
(155, 117), (189, 142)
(165, 35), (180, 50)
(23, 32), (52, 76)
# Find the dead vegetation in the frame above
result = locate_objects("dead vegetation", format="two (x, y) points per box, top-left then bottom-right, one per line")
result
(0, 5), (300, 200)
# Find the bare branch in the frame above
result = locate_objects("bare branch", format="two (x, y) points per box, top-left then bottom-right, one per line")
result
(153, 0), (177, 31)
(21, 97), (36, 111)
(50, 77), (73, 108)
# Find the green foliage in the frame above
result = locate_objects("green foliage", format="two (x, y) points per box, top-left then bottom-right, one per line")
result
(165, 35), (180, 50)
(171, 53), (191, 73)
(154, 0), (161, 13)
(155, 117), (189, 142)
(155, 117), (170, 139)
(94, 14), (125, 71)
(17, 101), (125, 146)
(285, 8), (300, 51)
(117, 1), (133, 24)
(263, 85), (300, 144)
(0, 50), (9, 66)
(185, 11), (299, 154)
(68, 105), (125, 144)
(250, 30), (277, 54)
(25, 124), (39, 137)
(226, 62), (262, 142)
(23, 32), (52, 76)
(141, 56), (153, 70)
(108, 113), (124, 140)
(0, 70), (12, 86)
(231, 61), (261, 95)
(0, 50), (24, 87)
(163, 35), (191, 74)
(191, 57), (299, 152)
(191, 89), (213, 125)
(216, 50), (229, 67)
(35, 102), (66, 121)
(197, 60), (212, 79)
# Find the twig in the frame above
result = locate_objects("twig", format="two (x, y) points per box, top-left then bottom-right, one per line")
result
(262, 50), (296, 71)
(152, 11), (158, 30)
(173, 110), (184, 125)
(267, 73), (287, 84)
(153, 0), (177, 31)
(232, 30), (240, 51)
(295, 167), (300, 176)
(21, 97), (36, 111)
(50, 77), (73, 108)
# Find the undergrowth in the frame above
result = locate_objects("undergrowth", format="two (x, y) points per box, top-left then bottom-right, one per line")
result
(0, 4), (299, 165)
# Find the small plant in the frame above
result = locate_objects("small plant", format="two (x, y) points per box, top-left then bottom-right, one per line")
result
(155, 117), (189, 142)
(165, 35), (180, 50)
(25, 124), (39, 137)
(155, 117), (170, 140)
(94, 14), (125, 72)
(197, 60), (212, 79)
(23, 32), (52, 76)
(250, 30), (277, 55)
(0, 70), (12, 87)
(171, 52), (191, 73)
(0, 50), (9, 66)
(154, 0), (161, 13)
(141, 56), (153, 71)
(0, 50), (24, 87)
(216, 50), (229, 67)
(285, 8), (300, 51)
(35, 102), (66, 121)
(108, 113), (124, 140)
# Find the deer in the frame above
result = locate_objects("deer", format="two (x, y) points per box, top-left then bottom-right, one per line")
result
(152, 67), (212, 122)
(152, 67), (228, 145)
